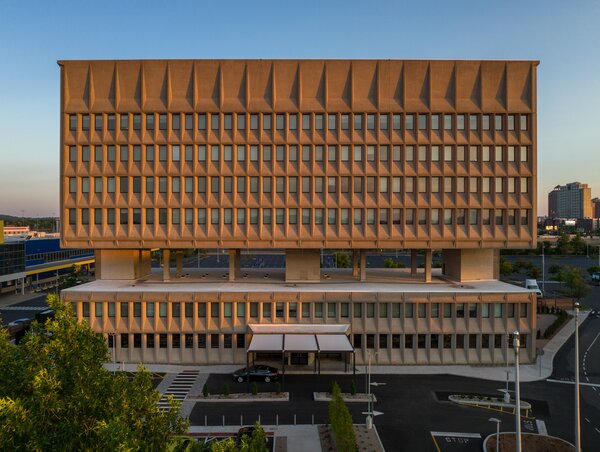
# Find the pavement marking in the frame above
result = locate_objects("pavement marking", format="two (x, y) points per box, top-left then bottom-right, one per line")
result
(595, 428), (600, 434)
(536, 419), (548, 436)
(0, 306), (47, 311)
(586, 332), (600, 354)
(546, 379), (600, 388)
(585, 418), (590, 423)
(430, 432), (482, 438)
(430, 433), (442, 452)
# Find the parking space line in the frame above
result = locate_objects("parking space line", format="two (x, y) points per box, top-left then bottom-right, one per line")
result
(430, 433), (441, 452)
(430, 432), (482, 438)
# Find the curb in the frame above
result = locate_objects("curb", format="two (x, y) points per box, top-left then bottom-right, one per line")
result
(188, 392), (289, 403)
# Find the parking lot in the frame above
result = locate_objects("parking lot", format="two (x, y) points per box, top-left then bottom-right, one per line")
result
(189, 372), (584, 451)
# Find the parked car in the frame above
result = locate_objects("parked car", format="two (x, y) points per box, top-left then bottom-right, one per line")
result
(35, 309), (55, 323)
(7, 318), (32, 328)
(232, 365), (279, 383)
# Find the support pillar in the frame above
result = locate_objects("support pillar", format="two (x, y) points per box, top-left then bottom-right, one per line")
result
(21, 277), (25, 295)
(352, 250), (359, 279)
(162, 249), (171, 281)
(175, 251), (183, 277)
(424, 249), (432, 283)
(411, 250), (418, 276)
(360, 250), (367, 282)
(229, 249), (241, 281)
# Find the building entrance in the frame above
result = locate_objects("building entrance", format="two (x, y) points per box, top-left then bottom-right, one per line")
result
(290, 352), (309, 365)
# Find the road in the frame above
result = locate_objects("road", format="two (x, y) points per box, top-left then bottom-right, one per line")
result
(550, 310), (600, 443)
(0, 294), (49, 326)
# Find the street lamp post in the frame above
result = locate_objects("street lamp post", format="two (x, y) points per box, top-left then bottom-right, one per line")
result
(513, 331), (522, 452)
(574, 302), (581, 452)
(489, 418), (501, 452)
(109, 332), (116, 375)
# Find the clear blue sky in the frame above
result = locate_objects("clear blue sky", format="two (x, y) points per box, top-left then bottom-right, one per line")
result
(1, 0), (598, 217)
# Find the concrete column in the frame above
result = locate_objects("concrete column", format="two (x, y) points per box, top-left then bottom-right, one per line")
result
(175, 251), (183, 277)
(21, 277), (25, 295)
(229, 249), (241, 281)
(360, 250), (367, 282)
(162, 249), (171, 281)
(424, 249), (432, 283)
(411, 250), (418, 276)
(352, 250), (359, 278)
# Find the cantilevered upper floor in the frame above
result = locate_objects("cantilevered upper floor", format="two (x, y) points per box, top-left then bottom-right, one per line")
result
(59, 59), (538, 250)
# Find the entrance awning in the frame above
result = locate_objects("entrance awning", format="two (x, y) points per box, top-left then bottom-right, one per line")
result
(247, 334), (283, 352)
(247, 324), (353, 353)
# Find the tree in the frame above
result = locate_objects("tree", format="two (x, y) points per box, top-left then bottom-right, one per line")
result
(328, 382), (356, 452)
(587, 266), (600, 276)
(335, 252), (350, 268)
(559, 266), (590, 302)
(499, 260), (514, 275)
(0, 294), (187, 450)
(57, 264), (82, 291)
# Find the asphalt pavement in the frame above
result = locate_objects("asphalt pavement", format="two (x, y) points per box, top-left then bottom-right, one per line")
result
(0, 293), (49, 325)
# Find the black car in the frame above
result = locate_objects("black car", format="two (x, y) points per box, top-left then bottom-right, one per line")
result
(35, 309), (55, 323)
(232, 365), (279, 383)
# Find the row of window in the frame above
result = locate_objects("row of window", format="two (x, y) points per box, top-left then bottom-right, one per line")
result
(69, 112), (530, 134)
(26, 249), (93, 265)
(85, 300), (528, 320)
(69, 175), (531, 197)
(67, 144), (531, 165)
(68, 207), (532, 227)
(106, 332), (529, 350)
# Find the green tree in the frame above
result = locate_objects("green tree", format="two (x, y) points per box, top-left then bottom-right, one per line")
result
(556, 232), (573, 255)
(57, 264), (82, 291)
(570, 233), (587, 255)
(559, 266), (590, 302)
(587, 266), (600, 276)
(0, 294), (187, 450)
(499, 260), (514, 275)
(328, 382), (356, 452)
(335, 252), (350, 268)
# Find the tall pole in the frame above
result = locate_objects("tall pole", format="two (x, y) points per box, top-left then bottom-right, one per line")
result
(496, 420), (500, 452)
(574, 302), (581, 452)
(513, 331), (522, 452)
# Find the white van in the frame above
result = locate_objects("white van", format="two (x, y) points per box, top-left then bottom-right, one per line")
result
(525, 279), (543, 297)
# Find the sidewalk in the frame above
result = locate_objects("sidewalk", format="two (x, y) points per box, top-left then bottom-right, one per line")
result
(188, 425), (321, 452)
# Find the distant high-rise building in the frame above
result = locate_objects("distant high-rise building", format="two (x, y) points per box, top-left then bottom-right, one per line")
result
(547, 182), (591, 219)
(592, 198), (600, 218)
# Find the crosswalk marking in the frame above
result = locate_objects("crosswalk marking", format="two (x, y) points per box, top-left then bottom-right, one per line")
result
(158, 370), (199, 411)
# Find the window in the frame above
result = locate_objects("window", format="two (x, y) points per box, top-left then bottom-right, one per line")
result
(146, 302), (155, 318)
(257, 302), (270, 319)
(353, 303), (362, 318)
(495, 115), (503, 131)
(431, 114), (439, 130)
(224, 114), (232, 130)
(520, 115), (528, 131)
(393, 114), (401, 130)
(354, 113), (362, 130)
(380, 114), (388, 130)
(327, 303), (336, 318)
(457, 114), (465, 130)
(95, 114), (103, 131)
(328, 114), (336, 130)
(444, 114), (452, 130)
(221, 334), (232, 349)
(469, 115), (478, 130)
(146, 114), (154, 131)
(418, 114), (427, 130)
(211, 113), (219, 131)
(198, 114), (206, 130)
(211, 334), (219, 349)
(198, 334), (206, 348)
(405, 115), (414, 130)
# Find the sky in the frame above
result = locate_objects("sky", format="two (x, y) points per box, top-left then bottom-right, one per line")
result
(0, 0), (598, 217)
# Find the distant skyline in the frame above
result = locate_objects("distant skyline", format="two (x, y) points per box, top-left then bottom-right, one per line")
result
(1, 0), (599, 217)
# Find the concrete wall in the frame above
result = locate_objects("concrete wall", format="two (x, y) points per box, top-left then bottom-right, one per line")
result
(96, 249), (151, 280)
(442, 249), (498, 282)
(285, 250), (320, 282)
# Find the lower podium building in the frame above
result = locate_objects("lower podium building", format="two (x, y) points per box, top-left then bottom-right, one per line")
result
(62, 250), (536, 368)
(59, 58), (538, 368)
